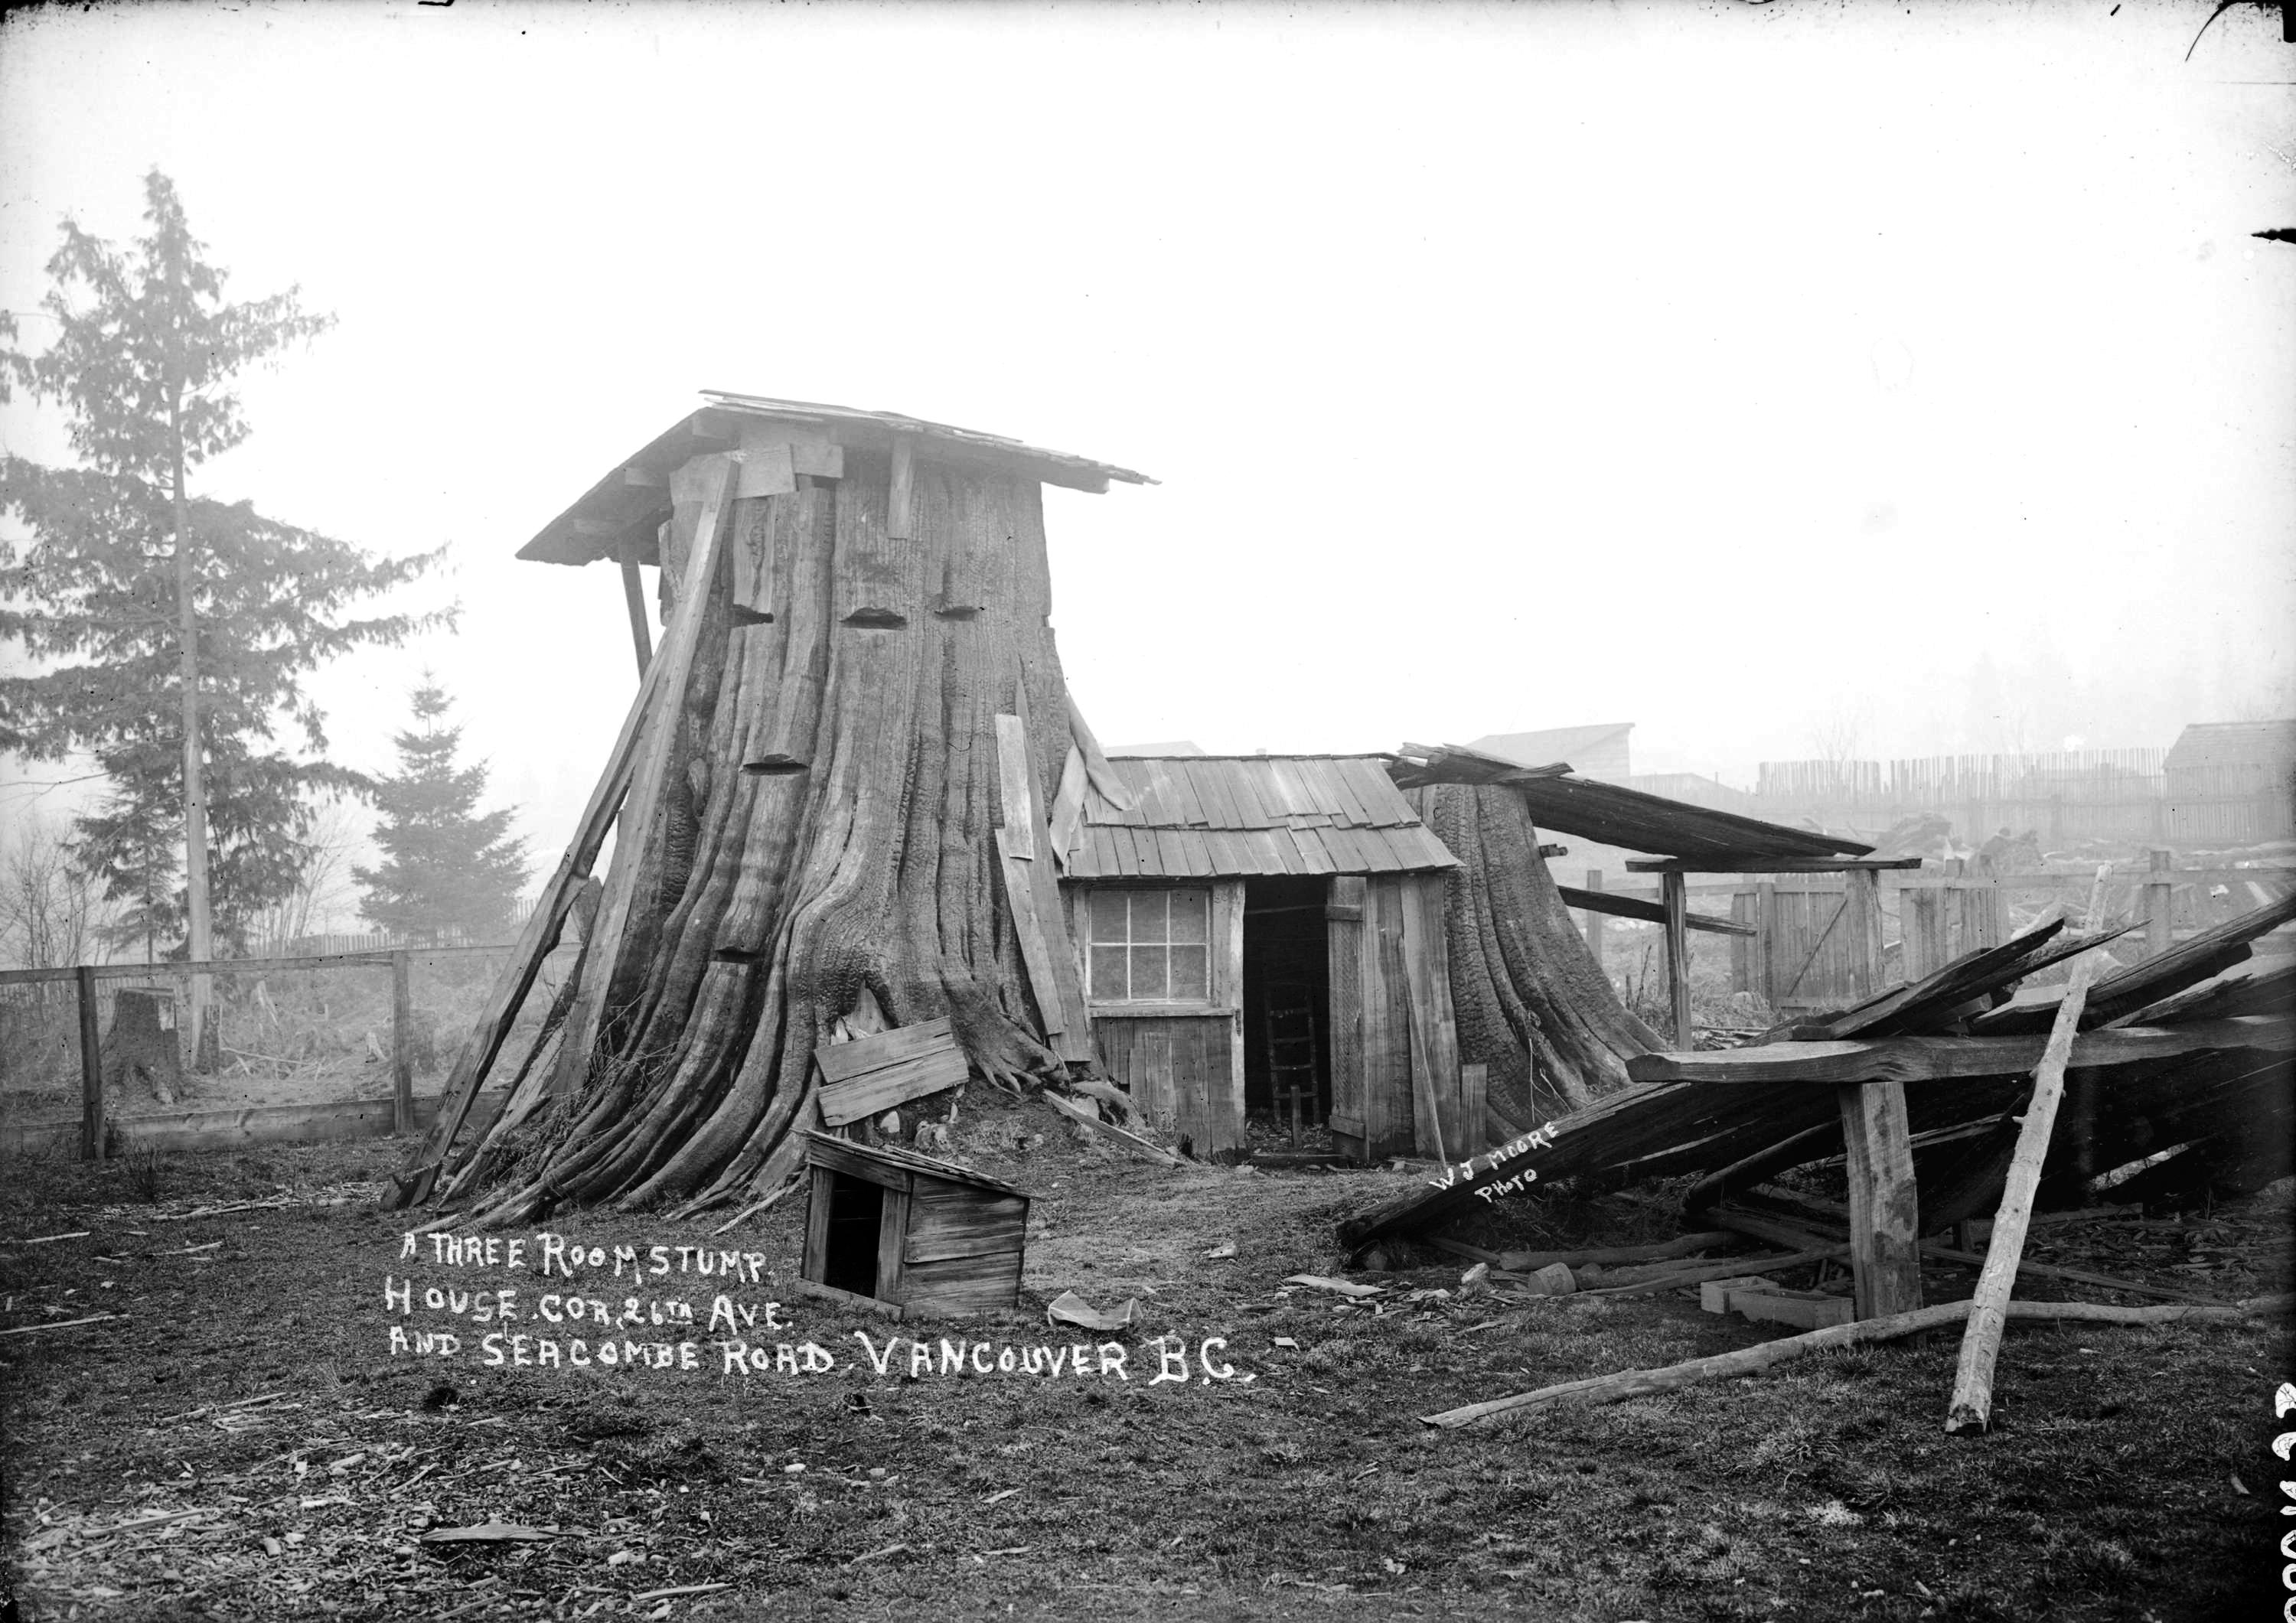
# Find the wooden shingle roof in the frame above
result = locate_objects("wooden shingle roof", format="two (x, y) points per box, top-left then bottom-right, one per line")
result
(1064, 755), (1457, 880)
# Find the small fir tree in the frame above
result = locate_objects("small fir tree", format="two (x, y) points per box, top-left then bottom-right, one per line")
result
(356, 678), (530, 943)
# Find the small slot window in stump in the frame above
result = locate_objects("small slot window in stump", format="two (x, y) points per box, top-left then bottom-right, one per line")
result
(798, 1133), (1029, 1321)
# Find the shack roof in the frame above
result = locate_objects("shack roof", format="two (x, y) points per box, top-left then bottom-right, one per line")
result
(2165, 720), (2296, 773)
(801, 1131), (1029, 1201)
(1388, 742), (1872, 865)
(520, 392), (1155, 568)
(1065, 755), (1458, 880)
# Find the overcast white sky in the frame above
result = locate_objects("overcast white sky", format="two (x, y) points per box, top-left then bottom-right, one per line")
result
(2, 0), (2291, 902)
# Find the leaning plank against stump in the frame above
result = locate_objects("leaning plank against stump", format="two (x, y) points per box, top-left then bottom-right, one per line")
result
(1944, 864), (2110, 1435)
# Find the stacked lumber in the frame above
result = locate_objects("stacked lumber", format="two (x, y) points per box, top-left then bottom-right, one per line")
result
(1339, 892), (2294, 1252)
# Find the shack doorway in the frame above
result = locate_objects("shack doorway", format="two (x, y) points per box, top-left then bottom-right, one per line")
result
(818, 1172), (885, 1297)
(1241, 876), (1332, 1138)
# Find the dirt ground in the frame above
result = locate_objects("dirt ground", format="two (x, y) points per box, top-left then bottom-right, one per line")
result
(1, 1090), (2289, 1623)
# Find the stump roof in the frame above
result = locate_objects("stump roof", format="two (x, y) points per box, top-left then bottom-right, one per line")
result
(520, 391), (1154, 567)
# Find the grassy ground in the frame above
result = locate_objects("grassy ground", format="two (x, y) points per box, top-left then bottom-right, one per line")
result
(1, 1090), (2288, 1622)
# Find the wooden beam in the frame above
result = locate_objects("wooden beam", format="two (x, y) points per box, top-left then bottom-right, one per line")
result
(1662, 871), (1693, 1050)
(383, 640), (675, 1207)
(618, 556), (654, 676)
(1946, 865), (2110, 1434)
(993, 715), (1036, 860)
(1626, 856), (1926, 875)
(1625, 1015), (2294, 1086)
(1560, 882), (1755, 937)
(543, 453), (741, 1108)
(1579, 869), (1606, 963)
(1420, 1294), (2294, 1429)
(1838, 1080), (1922, 1318)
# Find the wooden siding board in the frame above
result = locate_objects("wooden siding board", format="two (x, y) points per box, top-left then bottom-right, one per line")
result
(1363, 876), (1415, 1158)
(902, 1247), (1026, 1317)
(904, 1188), (1029, 1265)
(1327, 882), (1368, 1159)
(875, 1178), (912, 1304)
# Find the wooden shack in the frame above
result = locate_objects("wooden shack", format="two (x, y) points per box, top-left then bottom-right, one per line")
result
(798, 1133), (1030, 1319)
(1055, 754), (1469, 1163)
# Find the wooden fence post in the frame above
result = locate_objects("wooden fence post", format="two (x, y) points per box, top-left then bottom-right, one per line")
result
(1845, 869), (1885, 1002)
(1582, 869), (1606, 970)
(2144, 847), (2174, 959)
(1662, 871), (1693, 1050)
(77, 965), (104, 1162)
(1838, 1077), (1922, 1320)
(391, 950), (414, 1136)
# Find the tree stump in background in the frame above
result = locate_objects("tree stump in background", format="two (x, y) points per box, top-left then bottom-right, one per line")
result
(103, 989), (181, 1105)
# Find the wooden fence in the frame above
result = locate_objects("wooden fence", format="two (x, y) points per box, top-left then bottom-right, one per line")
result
(1750, 750), (2291, 847)
(1583, 857), (2296, 1019)
(0, 942), (525, 1160)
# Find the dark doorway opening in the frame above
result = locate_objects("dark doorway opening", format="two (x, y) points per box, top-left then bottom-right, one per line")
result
(1242, 875), (1332, 1139)
(820, 1173), (884, 1297)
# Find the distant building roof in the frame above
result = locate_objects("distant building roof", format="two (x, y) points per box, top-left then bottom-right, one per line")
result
(520, 391), (1153, 567)
(1469, 722), (1635, 776)
(1065, 755), (1457, 879)
(2164, 720), (2296, 772)
(1105, 741), (1206, 757)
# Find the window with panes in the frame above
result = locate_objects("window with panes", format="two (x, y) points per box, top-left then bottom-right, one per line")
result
(1084, 887), (1212, 1003)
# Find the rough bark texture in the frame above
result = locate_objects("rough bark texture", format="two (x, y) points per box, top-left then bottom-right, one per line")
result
(450, 455), (1088, 1220)
(1407, 784), (1659, 1135)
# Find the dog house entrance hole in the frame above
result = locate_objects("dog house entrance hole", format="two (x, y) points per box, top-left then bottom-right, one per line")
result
(821, 1172), (884, 1296)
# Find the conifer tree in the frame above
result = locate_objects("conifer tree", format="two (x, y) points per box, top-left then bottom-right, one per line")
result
(356, 677), (530, 943)
(0, 170), (448, 1019)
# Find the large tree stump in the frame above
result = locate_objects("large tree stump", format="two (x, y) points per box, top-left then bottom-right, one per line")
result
(450, 451), (1101, 1219)
(1405, 784), (1661, 1138)
(103, 989), (181, 1105)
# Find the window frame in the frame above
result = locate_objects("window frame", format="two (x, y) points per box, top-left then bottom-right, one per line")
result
(1071, 882), (1238, 1016)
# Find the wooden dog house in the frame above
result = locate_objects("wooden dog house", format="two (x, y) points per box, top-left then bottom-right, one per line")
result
(798, 1133), (1030, 1319)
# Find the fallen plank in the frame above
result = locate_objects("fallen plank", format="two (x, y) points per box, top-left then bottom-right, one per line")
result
(1970, 888), (2296, 1036)
(1921, 1241), (2209, 1304)
(1625, 1017), (2295, 1086)
(1555, 885), (1754, 937)
(1573, 1247), (1848, 1299)
(1495, 1232), (1739, 1273)
(1420, 1292), (2296, 1427)
(1808, 918), (2073, 1040)
(1042, 1090), (1184, 1166)
(0, 1313), (118, 1338)
(2106, 960), (2296, 1028)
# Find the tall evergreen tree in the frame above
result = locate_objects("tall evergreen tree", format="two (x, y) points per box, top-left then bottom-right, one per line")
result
(0, 171), (449, 989)
(356, 677), (530, 944)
